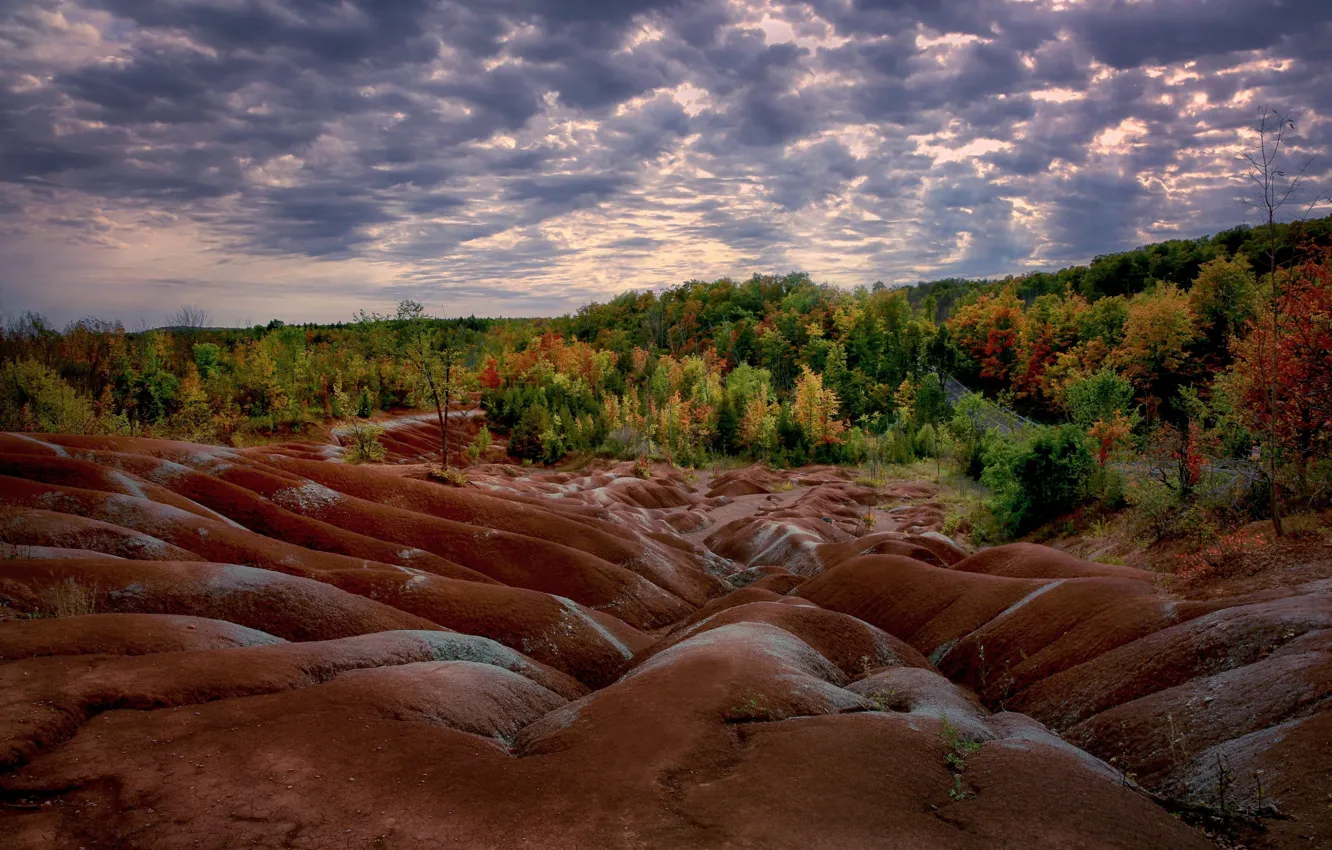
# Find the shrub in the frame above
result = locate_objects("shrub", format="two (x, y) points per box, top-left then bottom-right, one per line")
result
(602, 426), (649, 460)
(343, 421), (387, 463)
(466, 426), (493, 464)
(942, 510), (964, 537)
(840, 427), (870, 465)
(982, 425), (1094, 539)
(1173, 530), (1267, 583)
(915, 423), (940, 458)
(632, 455), (652, 479)
(1127, 476), (1183, 543)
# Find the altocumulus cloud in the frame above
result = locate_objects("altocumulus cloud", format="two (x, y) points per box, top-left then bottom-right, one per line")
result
(0, 0), (1328, 324)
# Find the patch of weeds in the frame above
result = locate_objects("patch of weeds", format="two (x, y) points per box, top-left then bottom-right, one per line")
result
(1091, 553), (1127, 566)
(1085, 517), (1113, 539)
(938, 715), (982, 801)
(1213, 753), (1237, 814)
(427, 465), (470, 486)
(864, 685), (901, 712)
(680, 467), (697, 486)
(773, 480), (794, 493)
(857, 656), (902, 711)
(1166, 713), (1190, 767)
(862, 512), (877, 530)
(728, 690), (776, 722)
(947, 774), (970, 801)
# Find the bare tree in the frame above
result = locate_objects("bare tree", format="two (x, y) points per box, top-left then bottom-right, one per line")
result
(168, 306), (211, 329)
(1241, 107), (1324, 537)
(397, 300), (466, 468)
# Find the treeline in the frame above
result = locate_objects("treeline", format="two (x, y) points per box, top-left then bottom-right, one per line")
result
(0, 310), (511, 446)
(3, 217), (1331, 546)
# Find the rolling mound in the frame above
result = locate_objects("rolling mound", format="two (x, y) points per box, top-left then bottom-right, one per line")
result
(0, 428), (1327, 848)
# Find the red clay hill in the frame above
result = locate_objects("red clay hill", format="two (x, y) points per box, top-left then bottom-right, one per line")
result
(0, 426), (1328, 849)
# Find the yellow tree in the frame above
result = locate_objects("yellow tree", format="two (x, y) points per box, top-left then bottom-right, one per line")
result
(739, 384), (778, 456)
(792, 365), (846, 445)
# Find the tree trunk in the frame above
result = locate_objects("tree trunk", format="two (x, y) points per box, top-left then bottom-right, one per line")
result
(1269, 236), (1284, 537)
(442, 356), (452, 468)
(434, 396), (447, 468)
(420, 366), (447, 469)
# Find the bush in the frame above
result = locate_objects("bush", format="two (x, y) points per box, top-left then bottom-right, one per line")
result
(884, 424), (917, 465)
(982, 426), (1094, 539)
(343, 421), (387, 463)
(1090, 463), (1128, 509)
(0, 359), (98, 433)
(948, 394), (997, 480)
(1126, 476), (1182, 542)
(602, 426), (650, 460)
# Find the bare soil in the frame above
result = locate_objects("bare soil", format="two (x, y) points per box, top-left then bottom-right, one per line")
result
(0, 424), (1327, 849)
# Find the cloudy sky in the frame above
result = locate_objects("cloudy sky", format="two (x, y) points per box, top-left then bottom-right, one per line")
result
(1, 0), (1329, 326)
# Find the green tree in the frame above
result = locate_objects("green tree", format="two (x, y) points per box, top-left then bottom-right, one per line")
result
(1188, 255), (1256, 367)
(1062, 368), (1136, 428)
(983, 426), (1095, 538)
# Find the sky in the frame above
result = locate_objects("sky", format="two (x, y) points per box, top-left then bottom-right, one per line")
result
(1, 0), (1329, 327)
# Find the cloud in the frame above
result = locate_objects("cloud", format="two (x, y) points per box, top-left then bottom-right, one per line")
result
(0, 0), (1329, 324)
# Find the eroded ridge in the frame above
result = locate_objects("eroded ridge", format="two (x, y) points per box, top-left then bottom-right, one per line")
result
(0, 431), (1326, 848)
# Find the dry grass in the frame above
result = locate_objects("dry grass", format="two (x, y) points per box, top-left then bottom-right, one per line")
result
(43, 577), (100, 618)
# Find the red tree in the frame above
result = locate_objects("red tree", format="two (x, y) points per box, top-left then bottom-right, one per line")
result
(478, 357), (502, 390)
(1231, 250), (1332, 490)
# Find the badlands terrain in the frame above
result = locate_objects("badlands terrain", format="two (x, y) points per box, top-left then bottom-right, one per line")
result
(0, 416), (1328, 849)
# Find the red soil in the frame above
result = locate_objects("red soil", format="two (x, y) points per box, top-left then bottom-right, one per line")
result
(0, 427), (1325, 848)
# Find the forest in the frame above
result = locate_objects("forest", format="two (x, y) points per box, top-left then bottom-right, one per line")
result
(4, 215), (1331, 550)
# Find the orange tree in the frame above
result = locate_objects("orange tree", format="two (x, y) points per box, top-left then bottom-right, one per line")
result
(1112, 283), (1199, 419)
(948, 288), (1026, 389)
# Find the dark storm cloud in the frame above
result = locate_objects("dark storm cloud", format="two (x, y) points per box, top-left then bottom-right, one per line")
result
(0, 0), (1330, 322)
(1068, 0), (1332, 70)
